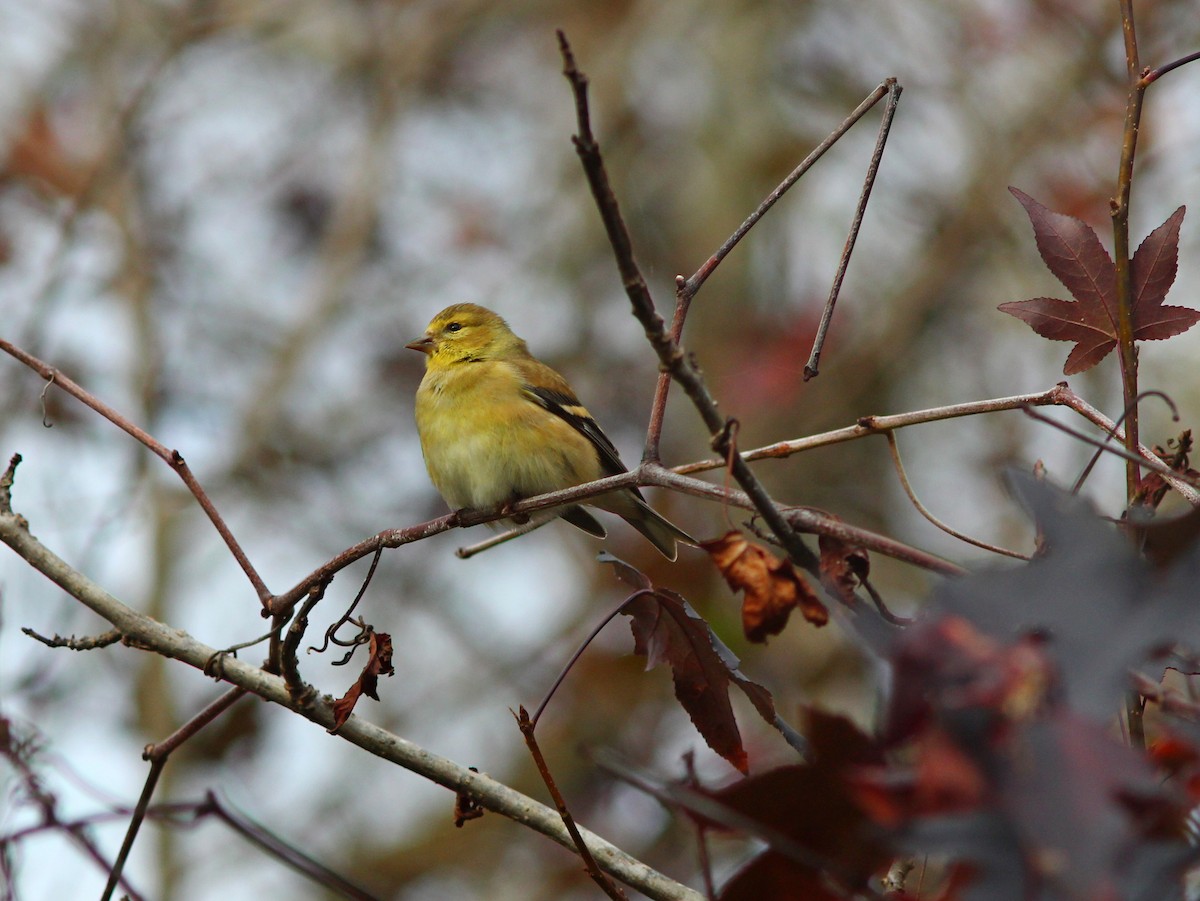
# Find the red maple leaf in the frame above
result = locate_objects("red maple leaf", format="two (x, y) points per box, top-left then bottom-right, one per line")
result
(998, 187), (1198, 374)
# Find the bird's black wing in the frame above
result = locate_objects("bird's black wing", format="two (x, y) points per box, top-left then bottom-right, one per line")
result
(523, 385), (632, 481)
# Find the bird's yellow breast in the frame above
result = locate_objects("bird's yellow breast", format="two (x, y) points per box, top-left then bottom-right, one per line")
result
(414, 360), (602, 511)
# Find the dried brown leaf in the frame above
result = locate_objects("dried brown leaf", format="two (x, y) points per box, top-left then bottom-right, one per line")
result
(328, 631), (394, 733)
(703, 531), (827, 642)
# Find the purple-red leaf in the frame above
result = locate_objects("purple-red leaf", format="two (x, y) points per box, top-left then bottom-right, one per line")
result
(1131, 206), (1199, 340)
(601, 552), (793, 773)
(999, 190), (1197, 374)
(1132, 206), (1184, 315)
(1010, 187), (1117, 329)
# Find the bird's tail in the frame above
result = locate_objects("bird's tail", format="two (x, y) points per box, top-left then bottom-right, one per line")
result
(592, 490), (696, 561)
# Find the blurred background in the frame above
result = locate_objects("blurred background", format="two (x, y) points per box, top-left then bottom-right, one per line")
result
(2, 0), (1199, 898)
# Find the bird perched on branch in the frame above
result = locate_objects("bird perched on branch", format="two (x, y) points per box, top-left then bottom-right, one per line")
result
(407, 303), (696, 559)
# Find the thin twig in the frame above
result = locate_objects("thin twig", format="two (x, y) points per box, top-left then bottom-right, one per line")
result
(103, 687), (250, 900)
(1056, 387), (1200, 504)
(280, 585), (326, 703)
(1112, 0), (1143, 503)
(1021, 405), (1198, 495)
(0, 453), (21, 514)
(531, 591), (653, 727)
(1142, 49), (1200, 85)
(21, 627), (123, 650)
(681, 80), (895, 299)
(206, 630), (276, 677)
(667, 383), (1200, 505)
(204, 791), (382, 901)
(100, 757), (165, 901)
(858, 575), (913, 626)
(516, 707), (627, 901)
(805, 78), (901, 380)
(674, 387), (1069, 473)
(0, 339), (273, 604)
(1070, 390), (1178, 495)
(642, 291), (691, 464)
(144, 689), (249, 762)
(884, 432), (1028, 560)
(456, 516), (550, 558)
(308, 548), (383, 658)
(681, 752), (716, 901)
(1114, 0), (1150, 762)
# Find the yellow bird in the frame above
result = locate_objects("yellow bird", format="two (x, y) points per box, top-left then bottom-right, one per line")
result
(407, 303), (696, 559)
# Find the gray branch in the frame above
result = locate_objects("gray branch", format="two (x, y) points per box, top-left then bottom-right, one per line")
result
(0, 511), (702, 901)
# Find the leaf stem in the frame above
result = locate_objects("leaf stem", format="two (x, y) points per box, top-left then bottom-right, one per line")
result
(1111, 0), (1144, 503)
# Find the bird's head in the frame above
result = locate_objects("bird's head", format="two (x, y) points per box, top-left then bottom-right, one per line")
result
(406, 303), (526, 364)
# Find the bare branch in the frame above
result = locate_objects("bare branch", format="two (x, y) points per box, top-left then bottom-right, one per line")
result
(0, 510), (703, 901)
(0, 340), (273, 604)
(101, 758), (165, 901)
(805, 78), (902, 379)
(21, 627), (123, 650)
(557, 32), (818, 577)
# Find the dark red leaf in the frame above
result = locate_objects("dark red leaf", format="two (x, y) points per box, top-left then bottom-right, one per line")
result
(602, 553), (791, 772)
(1135, 504), (1200, 567)
(1000, 191), (1198, 373)
(1131, 206), (1184, 320)
(996, 296), (1120, 373)
(1009, 186), (1117, 330)
(704, 712), (889, 894)
(1131, 206), (1199, 341)
(818, 531), (870, 606)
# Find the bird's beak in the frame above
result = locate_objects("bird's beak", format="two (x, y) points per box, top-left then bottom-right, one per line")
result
(405, 335), (435, 354)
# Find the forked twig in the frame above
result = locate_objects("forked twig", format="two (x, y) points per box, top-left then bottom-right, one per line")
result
(1022, 405), (1199, 499)
(805, 78), (902, 380)
(557, 31), (820, 579)
(644, 78), (899, 460)
(681, 79), (897, 299)
(1070, 390), (1177, 495)
(104, 687), (250, 901)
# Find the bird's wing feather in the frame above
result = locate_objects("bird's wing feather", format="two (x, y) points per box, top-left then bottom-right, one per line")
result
(514, 361), (630, 479)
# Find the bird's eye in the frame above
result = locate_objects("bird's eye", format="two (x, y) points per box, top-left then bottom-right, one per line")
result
(446, 322), (462, 333)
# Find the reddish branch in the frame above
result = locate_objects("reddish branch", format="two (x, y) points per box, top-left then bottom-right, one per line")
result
(0, 338), (272, 605)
